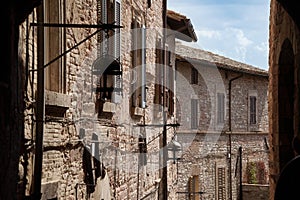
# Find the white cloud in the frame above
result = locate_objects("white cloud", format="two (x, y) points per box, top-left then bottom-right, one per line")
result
(230, 28), (253, 47)
(168, 0), (270, 70)
(255, 42), (268, 53)
(196, 30), (221, 39)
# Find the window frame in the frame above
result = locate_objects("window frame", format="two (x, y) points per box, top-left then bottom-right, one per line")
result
(191, 98), (198, 129)
(97, 0), (122, 103)
(191, 67), (198, 85)
(188, 175), (200, 200)
(249, 95), (257, 125)
(215, 164), (227, 200)
(44, 0), (66, 93)
(130, 19), (146, 108)
(216, 92), (225, 125)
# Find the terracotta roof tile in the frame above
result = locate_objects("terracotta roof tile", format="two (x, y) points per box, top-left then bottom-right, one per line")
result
(175, 42), (268, 77)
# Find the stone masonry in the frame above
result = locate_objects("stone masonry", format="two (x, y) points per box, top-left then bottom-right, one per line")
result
(19, 0), (181, 199)
(18, 0), (270, 199)
(269, 0), (300, 199)
(174, 42), (269, 200)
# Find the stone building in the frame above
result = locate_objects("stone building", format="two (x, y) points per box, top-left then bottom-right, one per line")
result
(17, 0), (192, 199)
(173, 42), (269, 200)
(269, 0), (300, 199)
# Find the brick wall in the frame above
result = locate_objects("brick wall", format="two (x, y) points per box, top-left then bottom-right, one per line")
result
(19, 0), (179, 199)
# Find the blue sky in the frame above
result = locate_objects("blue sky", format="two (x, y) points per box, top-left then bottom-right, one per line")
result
(168, 0), (271, 70)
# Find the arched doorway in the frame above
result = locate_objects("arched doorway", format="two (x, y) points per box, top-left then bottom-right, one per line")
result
(278, 38), (295, 171)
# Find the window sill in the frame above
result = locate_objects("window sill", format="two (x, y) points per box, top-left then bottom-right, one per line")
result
(102, 102), (116, 113)
(45, 90), (71, 117)
(131, 106), (144, 116)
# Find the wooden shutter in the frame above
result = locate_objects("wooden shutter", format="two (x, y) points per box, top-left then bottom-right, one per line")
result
(191, 99), (198, 129)
(216, 166), (226, 200)
(168, 65), (174, 115)
(154, 39), (163, 106)
(141, 26), (146, 108)
(114, 0), (121, 59)
(131, 20), (138, 107)
(188, 175), (200, 200)
(191, 67), (198, 85)
(250, 96), (257, 124)
(44, 0), (65, 93)
(217, 93), (225, 124)
(101, 0), (108, 54)
(112, 0), (122, 103)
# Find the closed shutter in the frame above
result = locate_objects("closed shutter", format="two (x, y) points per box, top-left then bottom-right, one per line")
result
(141, 26), (146, 108)
(101, 0), (107, 55)
(188, 175), (200, 200)
(114, 0), (121, 59)
(191, 99), (198, 129)
(216, 166), (227, 200)
(112, 0), (122, 103)
(250, 96), (257, 124)
(131, 20), (138, 107)
(191, 67), (198, 84)
(44, 0), (66, 93)
(169, 65), (174, 115)
(154, 39), (163, 106)
(217, 93), (225, 124)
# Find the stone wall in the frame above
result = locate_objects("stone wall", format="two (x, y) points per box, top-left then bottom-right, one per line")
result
(19, 0), (180, 199)
(175, 133), (269, 200)
(174, 48), (269, 199)
(242, 184), (269, 200)
(269, 0), (300, 198)
(176, 58), (269, 133)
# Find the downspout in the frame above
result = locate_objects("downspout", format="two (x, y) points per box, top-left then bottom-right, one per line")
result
(33, 4), (45, 200)
(228, 73), (243, 200)
(161, 0), (168, 199)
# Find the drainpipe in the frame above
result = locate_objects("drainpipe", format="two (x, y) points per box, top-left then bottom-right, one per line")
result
(228, 73), (243, 200)
(33, 4), (45, 200)
(161, 0), (168, 199)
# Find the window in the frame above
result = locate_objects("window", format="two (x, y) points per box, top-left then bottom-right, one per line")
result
(154, 39), (163, 106)
(131, 20), (146, 108)
(216, 166), (227, 200)
(98, 0), (121, 58)
(250, 96), (257, 124)
(191, 99), (198, 129)
(154, 41), (174, 116)
(191, 67), (198, 84)
(217, 93), (225, 124)
(97, 0), (122, 103)
(188, 175), (200, 200)
(167, 65), (175, 115)
(165, 46), (174, 115)
(44, 0), (66, 93)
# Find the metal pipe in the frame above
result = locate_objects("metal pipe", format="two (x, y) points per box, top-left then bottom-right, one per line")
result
(33, 4), (45, 200)
(228, 73), (243, 200)
(239, 146), (243, 200)
(161, 0), (168, 199)
(30, 22), (123, 29)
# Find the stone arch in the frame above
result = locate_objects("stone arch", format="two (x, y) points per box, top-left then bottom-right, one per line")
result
(278, 38), (295, 171)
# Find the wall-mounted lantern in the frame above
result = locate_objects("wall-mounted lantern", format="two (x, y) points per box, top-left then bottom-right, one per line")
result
(167, 139), (182, 164)
(91, 54), (122, 101)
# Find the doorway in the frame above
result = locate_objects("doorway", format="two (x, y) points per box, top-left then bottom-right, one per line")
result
(278, 38), (295, 171)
